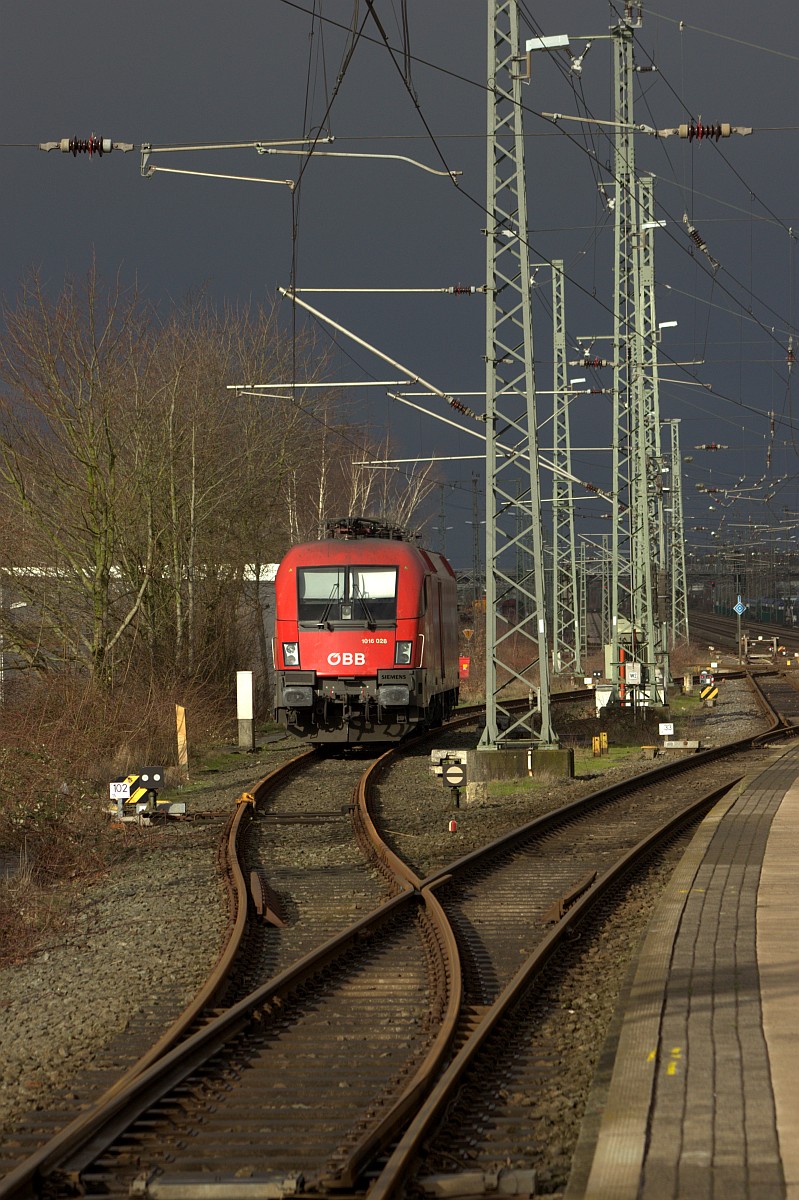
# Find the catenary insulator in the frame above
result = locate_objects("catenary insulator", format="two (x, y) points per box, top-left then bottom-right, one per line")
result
(38, 136), (134, 154)
(679, 122), (732, 141)
(657, 123), (751, 139)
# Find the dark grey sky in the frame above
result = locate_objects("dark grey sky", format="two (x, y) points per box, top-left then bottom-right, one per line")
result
(2, 1), (797, 567)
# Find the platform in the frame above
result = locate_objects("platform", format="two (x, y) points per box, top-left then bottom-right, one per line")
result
(567, 742), (799, 1200)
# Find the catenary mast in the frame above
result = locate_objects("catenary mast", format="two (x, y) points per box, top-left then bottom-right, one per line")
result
(610, 9), (638, 697)
(481, 0), (556, 748)
(551, 259), (582, 675)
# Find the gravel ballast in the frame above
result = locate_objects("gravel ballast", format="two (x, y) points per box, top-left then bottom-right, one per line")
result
(0, 678), (770, 1143)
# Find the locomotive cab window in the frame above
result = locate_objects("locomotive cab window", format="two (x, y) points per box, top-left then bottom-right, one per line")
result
(298, 565), (397, 626)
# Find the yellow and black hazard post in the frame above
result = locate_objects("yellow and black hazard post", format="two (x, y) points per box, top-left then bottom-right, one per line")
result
(700, 683), (719, 706)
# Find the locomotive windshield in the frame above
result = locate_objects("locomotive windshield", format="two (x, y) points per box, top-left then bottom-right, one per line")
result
(297, 565), (398, 624)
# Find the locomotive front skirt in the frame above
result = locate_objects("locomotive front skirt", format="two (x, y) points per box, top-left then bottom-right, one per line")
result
(273, 532), (460, 744)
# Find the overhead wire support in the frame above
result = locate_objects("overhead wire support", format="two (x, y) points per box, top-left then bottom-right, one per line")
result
(635, 175), (668, 700)
(260, 146), (461, 179)
(286, 285), (486, 294)
(277, 287), (487, 422)
(663, 419), (689, 644)
(273, 290), (617, 501)
(610, 11), (637, 702)
(481, 0), (556, 749)
(138, 135), (460, 186)
(550, 259), (582, 676)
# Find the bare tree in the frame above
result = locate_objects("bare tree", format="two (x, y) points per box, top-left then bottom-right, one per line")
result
(0, 268), (428, 697)
(0, 267), (155, 680)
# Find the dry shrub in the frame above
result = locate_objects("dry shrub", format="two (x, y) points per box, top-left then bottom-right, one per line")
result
(0, 864), (74, 967)
(670, 640), (713, 676)
(0, 741), (112, 884)
(0, 671), (234, 880)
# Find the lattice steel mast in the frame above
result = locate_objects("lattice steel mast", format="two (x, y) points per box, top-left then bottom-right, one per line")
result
(551, 259), (582, 675)
(633, 172), (666, 700)
(610, 10), (638, 693)
(664, 419), (690, 642)
(481, 0), (556, 747)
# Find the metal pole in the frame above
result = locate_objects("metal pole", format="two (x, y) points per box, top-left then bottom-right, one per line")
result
(551, 260), (582, 675)
(610, 13), (639, 701)
(481, 0), (556, 747)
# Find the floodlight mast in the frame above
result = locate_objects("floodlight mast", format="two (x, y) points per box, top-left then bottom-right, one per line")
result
(480, 2), (557, 749)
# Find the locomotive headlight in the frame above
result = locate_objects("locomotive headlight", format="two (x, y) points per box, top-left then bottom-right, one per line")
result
(395, 640), (413, 665)
(282, 642), (300, 667)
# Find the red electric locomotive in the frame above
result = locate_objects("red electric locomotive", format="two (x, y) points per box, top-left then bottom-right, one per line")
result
(273, 517), (460, 744)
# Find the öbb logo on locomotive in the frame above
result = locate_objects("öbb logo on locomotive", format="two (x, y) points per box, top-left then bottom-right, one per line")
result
(274, 516), (461, 745)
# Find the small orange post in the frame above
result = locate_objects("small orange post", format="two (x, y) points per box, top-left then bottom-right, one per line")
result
(176, 704), (189, 779)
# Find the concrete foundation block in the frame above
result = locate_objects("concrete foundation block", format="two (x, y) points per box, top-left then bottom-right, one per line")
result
(465, 746), (574, 782)
(465, 781), (489, 806)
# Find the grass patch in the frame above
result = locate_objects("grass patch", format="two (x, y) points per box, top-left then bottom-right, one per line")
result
(667, 692), (704, 718)
(574, 744), (643, 773)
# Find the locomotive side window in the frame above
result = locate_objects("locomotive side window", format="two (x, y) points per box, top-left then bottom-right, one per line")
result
(297, 565), (397, 624)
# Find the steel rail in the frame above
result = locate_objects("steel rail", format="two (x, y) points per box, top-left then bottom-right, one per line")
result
(334, 673), (788, 1191)
(368, 776), (743, 1200)
(411, 673), (780, 894)
(96, 749), (317, 1100)
(1, 675), (784, 1197)
(0, 887), (422, 1199)
(321, 879), (462, 1190)
(319, 756), (465, 1188)
(352, 745), (424, 891)
(0, 734), (460, 1198)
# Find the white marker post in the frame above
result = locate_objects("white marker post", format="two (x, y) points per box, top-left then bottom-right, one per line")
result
(237, 671), (256, 751)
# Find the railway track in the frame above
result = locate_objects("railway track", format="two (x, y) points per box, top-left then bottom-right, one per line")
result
(1, 676), (793, 1199)
(689, 608), (799, 659)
